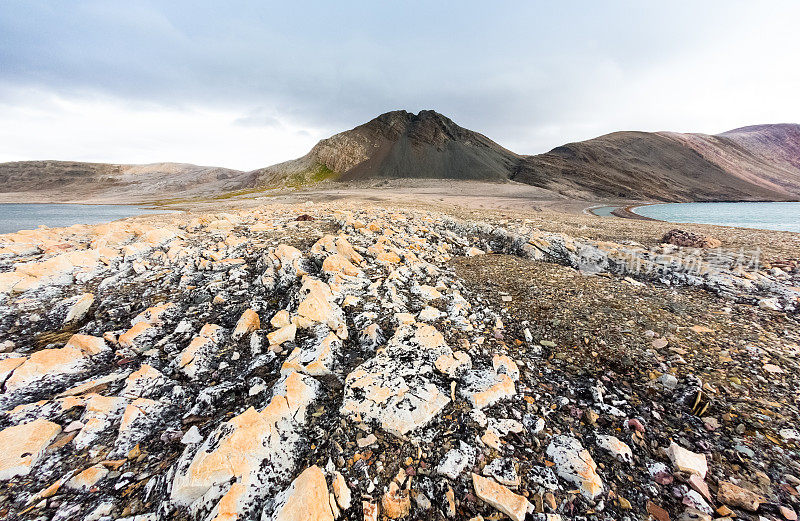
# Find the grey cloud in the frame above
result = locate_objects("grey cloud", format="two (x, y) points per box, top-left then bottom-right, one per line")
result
(0, 1), (797, 157)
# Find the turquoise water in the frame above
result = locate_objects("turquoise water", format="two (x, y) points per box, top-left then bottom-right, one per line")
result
(633, 202), (800, 233)
(590, 206), (618, 217)
(0, 203), (170, 234)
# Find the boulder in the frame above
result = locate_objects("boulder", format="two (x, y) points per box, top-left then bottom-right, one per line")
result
(4, 334), (106, 392)
(66, 464), (109, 490)
(171, 371), (318, 517)
(0, 419), (62, 480)
(64, 293), (95, 323)
(271, 466), (334, 521)
(661, 229), (721, 249)
(332, 471), (352, 510)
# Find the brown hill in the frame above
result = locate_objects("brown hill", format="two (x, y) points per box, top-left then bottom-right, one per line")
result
(253, 110), (521, 186)
(513, 124), (800, 201)
(0, 161), (253, 203)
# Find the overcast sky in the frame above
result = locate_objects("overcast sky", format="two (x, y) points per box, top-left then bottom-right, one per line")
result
(1, 1), (799, 170)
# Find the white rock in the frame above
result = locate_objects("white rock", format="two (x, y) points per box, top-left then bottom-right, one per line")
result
(437, 442), (477, 480)
(180, 426), (203, 445)
(595, 434), (633, 463)
(64, 293), (94, 323)
(332, 471), (352, 510)
(64, 420), (85, 433)
(249, 382), (267, 396)
(546, 435), (604, 499)
(667, 442), (707, 478)
(657, 373), (678, 390)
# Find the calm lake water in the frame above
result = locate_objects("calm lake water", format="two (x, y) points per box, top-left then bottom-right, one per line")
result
(590, 206), (618, 217)
(633, 202), (800, 233)
(0, 203), (170, 234)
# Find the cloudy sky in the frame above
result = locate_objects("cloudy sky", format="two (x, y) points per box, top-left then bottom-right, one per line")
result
(1, 1), (799, 170)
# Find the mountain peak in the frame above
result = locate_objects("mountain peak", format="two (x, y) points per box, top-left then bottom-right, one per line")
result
(255, 110), (520, 185)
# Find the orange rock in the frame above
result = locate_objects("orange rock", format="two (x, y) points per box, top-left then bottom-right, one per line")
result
(464, 374), (516, 410)
(233, 309), (260, 340)
(5, 339), (98, 392)
(73, 394), (129, 449)
(332, 471), (352, 510)
(64, 293), (95, 323)
(118, 322), (154, 351)
(281, 332), (338, 376)
(268, 324), (297, 346)
(122, 364), (165, 398)
(481, 429), (502, 450)
(274, 244), (304, 273)
(65, 334), (107, 355)
(210, 482), (247, 521)
(271, 310), (291, 328)
(0, 418), (62, 480)
(66, 464), (109, 490)
(57, 372), (124, 398)
(0, 271), (36, 294)
(322, 254), (361, 277)
(363, 501), (379, 521)
(471, 473), (530, 521)
(435, 351), (472, 378)
(119, 398), (161, 434)
(272, 466), (334, 521)
(413, 323), (449, 350)
(179, 324), (223, 377)
(376, 251), (401, 264)
(381, 481), (411, 519)
(171, 371), (317, 507)
(335, 237), (363, 264)
(0, 356), (26, 386)
(297, 278), (337, 324)
(131, 302), (176, 326)
(492, 354), (519, 381)
(138, 227), (178, 247)
(39, 478), (65, 498)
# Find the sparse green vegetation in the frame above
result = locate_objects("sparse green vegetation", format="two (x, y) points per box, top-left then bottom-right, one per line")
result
(284, 164), (339, 188)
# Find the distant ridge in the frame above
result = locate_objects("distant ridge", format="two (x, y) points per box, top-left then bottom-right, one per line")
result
(0, 161), (253, 202)
(1, 112), (799, 202)
(513, 124), (800, 201)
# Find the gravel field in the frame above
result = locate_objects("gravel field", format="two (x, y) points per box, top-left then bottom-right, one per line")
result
(0, 197), (797, 521)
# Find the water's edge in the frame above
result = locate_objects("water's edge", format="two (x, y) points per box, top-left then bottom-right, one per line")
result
(0, 203), (175, 235)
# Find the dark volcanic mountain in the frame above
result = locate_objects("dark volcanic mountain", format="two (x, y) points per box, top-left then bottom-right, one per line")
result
(253, 110), (521, 186)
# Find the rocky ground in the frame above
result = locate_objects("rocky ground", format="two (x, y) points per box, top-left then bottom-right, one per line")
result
(0, 202), (798, 521)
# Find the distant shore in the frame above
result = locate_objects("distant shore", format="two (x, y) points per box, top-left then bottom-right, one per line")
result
(611, 204), (661, 221)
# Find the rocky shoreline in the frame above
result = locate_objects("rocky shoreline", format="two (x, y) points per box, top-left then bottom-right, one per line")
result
(0, 202), (798, 521)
